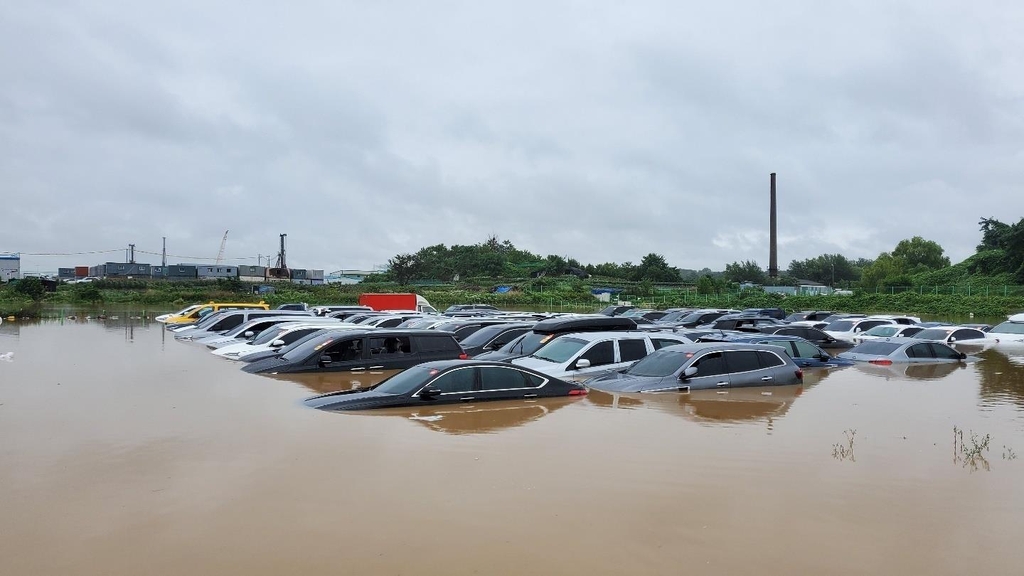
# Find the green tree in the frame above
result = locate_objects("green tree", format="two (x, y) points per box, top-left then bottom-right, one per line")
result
(787, 254), (861, 286)
(13, 277), (45, 300)
(633, 253), (680, 282)
(723, 260), (766, 284)
(696, 274), (718, 295)
(387, 253), (420, 285)
(859, 253), (904, 291)
(891, 236), (950, 273)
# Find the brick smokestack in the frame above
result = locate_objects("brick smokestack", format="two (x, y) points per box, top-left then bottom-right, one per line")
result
(769, 173), (778, 278)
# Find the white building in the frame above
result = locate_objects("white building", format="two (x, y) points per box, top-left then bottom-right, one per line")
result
(0, 253), (21, 282)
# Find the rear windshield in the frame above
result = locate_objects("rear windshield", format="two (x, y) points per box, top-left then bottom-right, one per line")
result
(913, 329), (954, 341)
(825, 320), (855, 332)
(991, 321), (1024, 335)
(848, 341), (901, 355)
(532, 337), (587, 363)
(626, 349), (689, 377)
(678, 312), (708, 324)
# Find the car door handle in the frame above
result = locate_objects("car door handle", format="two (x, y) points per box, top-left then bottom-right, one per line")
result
(761, 376), (774, 381)
(460, 396), (475, 402)
(524, 393), (538, 398)
(716, 381), (727, 387)
(369, 365), (384, 370)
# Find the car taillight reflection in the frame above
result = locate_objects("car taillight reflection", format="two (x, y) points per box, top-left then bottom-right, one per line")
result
(869, 358), (893, 365)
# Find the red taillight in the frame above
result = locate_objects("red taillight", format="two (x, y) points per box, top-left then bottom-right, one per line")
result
(869, 359), (893, 365)
(568, 388), (587, 396)
(795, 369), (803, 380)
(458, 352), (468, 360)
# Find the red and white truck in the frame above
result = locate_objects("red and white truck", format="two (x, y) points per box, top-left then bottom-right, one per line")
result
(358, 293), (438, 314)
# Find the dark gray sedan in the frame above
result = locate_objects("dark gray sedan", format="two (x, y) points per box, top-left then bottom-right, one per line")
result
(586, 343), (803, 393)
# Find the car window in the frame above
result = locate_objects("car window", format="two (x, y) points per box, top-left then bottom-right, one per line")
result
(725, 350), (761, 373)
(492, 328), (530, 348)
(991, 321), (1024, 335)
(430, 367), (477, 393)
(758, 351), (785, 367)
(533, 337), (587, 363)
(859, 320), (890, 331)
(458, 324), (510, 348)
(321, 337), (364, 362)
(848, 341), (901, 355)
(479, 367), (541, 390)
(906, 343), (935, 359)
(652, 338), (683, 350)
(951, 329), (980, 341)
(901, 327), (923, 337)
(618, 339), (648, 362)
(626, 350), (689, 377)
(414, 335), (460, 353)
(370, 336), (412, 356)
(929, 343), (962, 360)
(692, 352), (728, 377)
(280, 329), (315, 344)
(825, 320), (855, 332)
(580, 341), (615, 367)
(792, 341), (821, 358)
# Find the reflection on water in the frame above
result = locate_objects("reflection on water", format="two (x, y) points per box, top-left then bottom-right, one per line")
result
(587, 385), (803, 430)
(854, 361), (969, 381)
(268, 370), (400, 394)
(976, 347), (1024, 409)
(363, 397), (581, 435)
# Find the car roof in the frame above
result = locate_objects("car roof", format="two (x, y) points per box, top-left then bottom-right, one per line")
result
(550, 330), (685, 342)
(658, 342), (796, 354)
(532, 315), (637, 333)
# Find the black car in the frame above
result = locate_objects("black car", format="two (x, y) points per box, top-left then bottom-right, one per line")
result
(444, 304), (499, 314)
(435, 318), (518, 341)
(242, 329), (466, 375)
(699, 315), (783, 332)
(459, 322), (536, 357)
(783, 310), (834, 322)
(665, 310), (735, 329)
(598, 305), (637, 316)
(759, 325), (855, 350)
(474, 315), (638, 362)
(304, 360), (587, 411)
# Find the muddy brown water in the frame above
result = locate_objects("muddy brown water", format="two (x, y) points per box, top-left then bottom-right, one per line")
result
(2, 319), (1024, 575)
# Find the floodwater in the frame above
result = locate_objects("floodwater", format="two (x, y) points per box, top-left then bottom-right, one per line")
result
(2, 320), (1024, 575)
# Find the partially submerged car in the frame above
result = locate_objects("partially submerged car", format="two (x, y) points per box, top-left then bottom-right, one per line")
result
(759, 324), (854, 350)
(851, 324), (924, 343)
(985, 313), (1024, 344)
(474, 315), (638, 362)
(303, 360), (586, 411)
(823, 317), (896, 343)
(696, 334), (854, 368)
(510, 331), (692, 381)
(586, 343), (803, 393)
(837, 338), (974, 364)
(909, 326), (988, 346)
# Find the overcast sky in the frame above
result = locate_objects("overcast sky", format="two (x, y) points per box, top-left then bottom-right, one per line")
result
(2, 0), (1023, 275)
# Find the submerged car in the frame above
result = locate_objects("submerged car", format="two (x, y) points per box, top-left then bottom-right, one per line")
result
(303, 360), (586, 411)
(823, 317), (896, 343)
(909, 326), (988, 346)
(474, 315), (638, 362)
(985, 313), (1024, 344)
(242, 329), (466, 376)
(759, 325), (854, 350)
(510, 331), (691, 381)
(851, 324), (924, 343)
(837, 339), (973, 364)
(696, 334), (854, 368)
(586, 343), (803, 393)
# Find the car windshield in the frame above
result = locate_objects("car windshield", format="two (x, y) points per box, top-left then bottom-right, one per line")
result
(531, 337), (587, 363)
(626, 349), (689, 377)
(990, 321), (1024, 335)
(192, 312), (225, 329)
(459, 324), (512, 347)
(373, 366), (435, 395)
(785, 312), (809, 322)
(914, 328), (954, 340)
(252, 327), (289, 345)
(825, 320), (856, 332)
(864, 326), (900, 337)
(281, 335), (338, 361)
(656, 311), (691, 323)
(848, 341), (902, 355)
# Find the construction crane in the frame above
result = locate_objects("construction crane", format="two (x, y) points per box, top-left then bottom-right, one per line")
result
(215, 230), (229, 264)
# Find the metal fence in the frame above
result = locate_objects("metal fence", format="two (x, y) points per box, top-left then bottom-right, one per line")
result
(876, 285), (1024, 297)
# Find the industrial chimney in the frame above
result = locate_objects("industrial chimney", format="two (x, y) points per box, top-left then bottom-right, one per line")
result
(768, 173), (778, 278)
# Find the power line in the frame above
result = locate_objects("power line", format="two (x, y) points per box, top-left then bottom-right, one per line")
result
(134, 249), (260, 262)
(19, 249), (123, 256)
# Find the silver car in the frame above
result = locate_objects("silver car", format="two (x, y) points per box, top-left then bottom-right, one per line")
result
(838, 338), (973, 364)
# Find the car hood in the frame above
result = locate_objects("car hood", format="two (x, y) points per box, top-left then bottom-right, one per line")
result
(304, 390), (399, 411)
(213, 342), (262, 357)
(585, 371), (668, 393)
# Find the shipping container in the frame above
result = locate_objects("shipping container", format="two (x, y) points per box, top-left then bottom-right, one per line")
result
(75, 266), (89, 278)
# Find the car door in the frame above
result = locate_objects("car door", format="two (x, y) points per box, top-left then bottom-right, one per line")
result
(424, 366), (479, 404)
(683, 351), (731, 390)
(791, 339), (830, 367)
(950, 329), (982, 344)
(477, 366), (545, 401)
(722, 350), (768, 387)
(566, 340), (616, 381)
(310, 336), (369, 376)
(904, 343), (935, 363)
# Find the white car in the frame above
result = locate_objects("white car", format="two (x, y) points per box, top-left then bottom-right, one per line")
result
(985, 313), (1024, 344)
(911, 326), (989, 346)
(212, 322), (367, 359)
(867, 314), (922, 325)
(823, 318), (896, 343)
(510, 331), (692, 382)
(197, 316), (343, 349)
(852, 325), (925, 343)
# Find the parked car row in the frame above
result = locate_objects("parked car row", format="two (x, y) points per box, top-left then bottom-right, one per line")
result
(161, 301), (1008, 413)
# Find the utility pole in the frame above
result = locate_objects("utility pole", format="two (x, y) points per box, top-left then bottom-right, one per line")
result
(162, 237), (167, 267)
(129, 244), (135, 263)
(768, 173), (778, 279)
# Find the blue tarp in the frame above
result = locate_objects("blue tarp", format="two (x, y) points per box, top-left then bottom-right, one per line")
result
(494, 285), (513, 293)
(590, 287), (623, 295)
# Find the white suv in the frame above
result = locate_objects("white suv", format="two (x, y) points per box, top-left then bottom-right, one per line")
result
(510, 331), (692, 381)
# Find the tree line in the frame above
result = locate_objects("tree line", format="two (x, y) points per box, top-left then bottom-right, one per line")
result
(373, 216), (1024, 289)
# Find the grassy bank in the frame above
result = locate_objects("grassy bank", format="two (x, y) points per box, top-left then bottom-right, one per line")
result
(5, 277), (1023, 319)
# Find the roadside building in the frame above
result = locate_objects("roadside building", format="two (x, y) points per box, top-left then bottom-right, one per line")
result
(197, 265), (238, 280)
(165, 264), (198, 281)
(1, 253), (22, 281)
(58, 268), (77, 280)
(94, 262), (152, 278)
(238, 265), (267, 283)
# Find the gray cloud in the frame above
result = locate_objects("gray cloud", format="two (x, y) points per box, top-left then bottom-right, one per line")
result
(2, 0), (1023, 275)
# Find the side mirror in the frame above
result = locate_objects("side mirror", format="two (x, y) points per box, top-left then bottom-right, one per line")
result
(959, 352), (967, 360)
(271, 339), (285, 347)
(420, 387), (441, 398)
(680, 366), (698, 380)
(854, 327), (861, 333)
(575, 358), (592, 369)
(244, 331), (255, 338)
(949, 337), (956, 343)
(319, 354), (333, 364)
